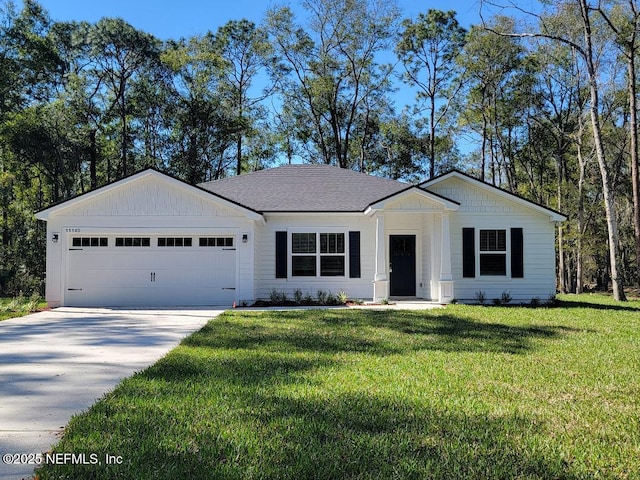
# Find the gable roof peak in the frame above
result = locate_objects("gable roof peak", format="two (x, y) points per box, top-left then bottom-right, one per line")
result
(422, 169), (566, 222)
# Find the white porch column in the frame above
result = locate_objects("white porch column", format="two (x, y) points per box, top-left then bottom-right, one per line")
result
(373, 212), (388, 302)
(439, 212), (455, 303)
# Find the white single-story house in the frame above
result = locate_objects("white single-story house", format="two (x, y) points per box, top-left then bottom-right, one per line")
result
(35, 165), (566, 307)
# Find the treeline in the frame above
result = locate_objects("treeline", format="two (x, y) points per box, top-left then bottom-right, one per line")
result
(0, 0), (638, 300)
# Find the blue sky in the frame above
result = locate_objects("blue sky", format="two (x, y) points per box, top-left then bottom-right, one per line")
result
(35, 1), (485, 40)
(33, 0), (486, 113)
(31, 0), (494, 158)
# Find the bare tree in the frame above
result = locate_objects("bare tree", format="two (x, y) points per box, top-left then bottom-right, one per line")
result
(481, 0), (627, 301)
(596, 1), (640, 287)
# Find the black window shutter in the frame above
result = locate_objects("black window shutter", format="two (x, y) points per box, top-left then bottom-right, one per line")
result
(349, 231), (361, 278)
(275, 231), (287, 278)
(462, 228), (475, 278)
(511, 228), (524, 278)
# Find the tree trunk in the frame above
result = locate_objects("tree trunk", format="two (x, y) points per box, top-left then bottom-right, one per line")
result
(628, 43), (640, 287)
(121, 103), (127, 177)
(557, 157), (567, 293)
(236, 95), (243, 176)
(236, 136), (242, 176)
(89, 129), (97, 189)
(481, 114), (487, 182)
(576, 141), (586, 294)
(1, 158), (8, 248)
(120, 74), (128, 177)
(580, 0), (627, 301)
(429, 82), (436, 179)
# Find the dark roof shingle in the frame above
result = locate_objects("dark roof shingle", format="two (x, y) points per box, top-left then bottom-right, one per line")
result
(198, 164), (408, 212)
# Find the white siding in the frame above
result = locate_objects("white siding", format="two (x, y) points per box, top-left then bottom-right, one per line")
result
(255, 214), (376, 300)
(429, 177), (558, 302)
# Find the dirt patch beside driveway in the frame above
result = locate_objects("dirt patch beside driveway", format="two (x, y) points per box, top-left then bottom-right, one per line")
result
(0, 307), (222, 480)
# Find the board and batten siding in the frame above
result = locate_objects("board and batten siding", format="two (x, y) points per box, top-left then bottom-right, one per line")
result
(254, 214), (376, 300)
(428, 177), (557, 302)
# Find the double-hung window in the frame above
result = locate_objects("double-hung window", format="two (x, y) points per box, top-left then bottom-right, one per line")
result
(479, 229), (507, 276)
(292, 233), (317, 276)
(291, 232), (345, 277)
(319, 233), (345, 276)
(463, 227), (523, 279)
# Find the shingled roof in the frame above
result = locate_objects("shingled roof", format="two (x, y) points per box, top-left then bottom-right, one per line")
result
(198, 164), (409, 212)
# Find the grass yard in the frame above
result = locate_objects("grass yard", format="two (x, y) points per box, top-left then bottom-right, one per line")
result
(36, 294), (639, 479)
(0, 295), (45, 321)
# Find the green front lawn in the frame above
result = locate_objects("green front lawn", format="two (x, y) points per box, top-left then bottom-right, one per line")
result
(37, 294), (640, 479)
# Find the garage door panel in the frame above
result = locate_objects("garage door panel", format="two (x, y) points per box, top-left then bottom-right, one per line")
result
(65, 235), (237, 306)
(69, 268), (153, 289)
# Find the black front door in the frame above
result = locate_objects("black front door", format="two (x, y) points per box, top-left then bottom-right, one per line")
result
(389, 235), (416, 296)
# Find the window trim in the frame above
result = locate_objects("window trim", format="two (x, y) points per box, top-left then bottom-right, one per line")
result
(289, 229), (348, 278)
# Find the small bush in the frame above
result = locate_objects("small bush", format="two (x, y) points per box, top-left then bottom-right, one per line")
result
(303, 293), (314, 305)
(269, 289), (287, 304)
(474, 291), (486, 305)
(492, 298), (502, 306)
(293, 288), (303, 304)
(23, 293), (42, 312)
(316, 289), (327, 304)
(501, 290), (512, 305)
(337, 291), (349, 304)
(530, 297), (541, 308)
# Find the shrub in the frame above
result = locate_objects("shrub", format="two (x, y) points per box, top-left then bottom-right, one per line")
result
(501, 290), (512, 305)
(23, 293), (42, 312)
(530, 297), (541, 308)
(474, 291), (486, 305)
(545, 294), (558, 307)
(316, 289), (327, 304)
(337, 291), (349, 304)
(293, 288), (303, 304)
(325, 292), (338, 306)
(269, 289), (287, 304)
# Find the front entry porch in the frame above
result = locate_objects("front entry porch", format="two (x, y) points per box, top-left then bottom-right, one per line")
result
(367, 188), (459, 304)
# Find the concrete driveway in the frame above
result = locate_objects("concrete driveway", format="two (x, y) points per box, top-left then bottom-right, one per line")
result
(0, 307), (223, 480)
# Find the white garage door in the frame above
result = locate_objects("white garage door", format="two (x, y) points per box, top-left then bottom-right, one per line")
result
(65, 234), (236, 307)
